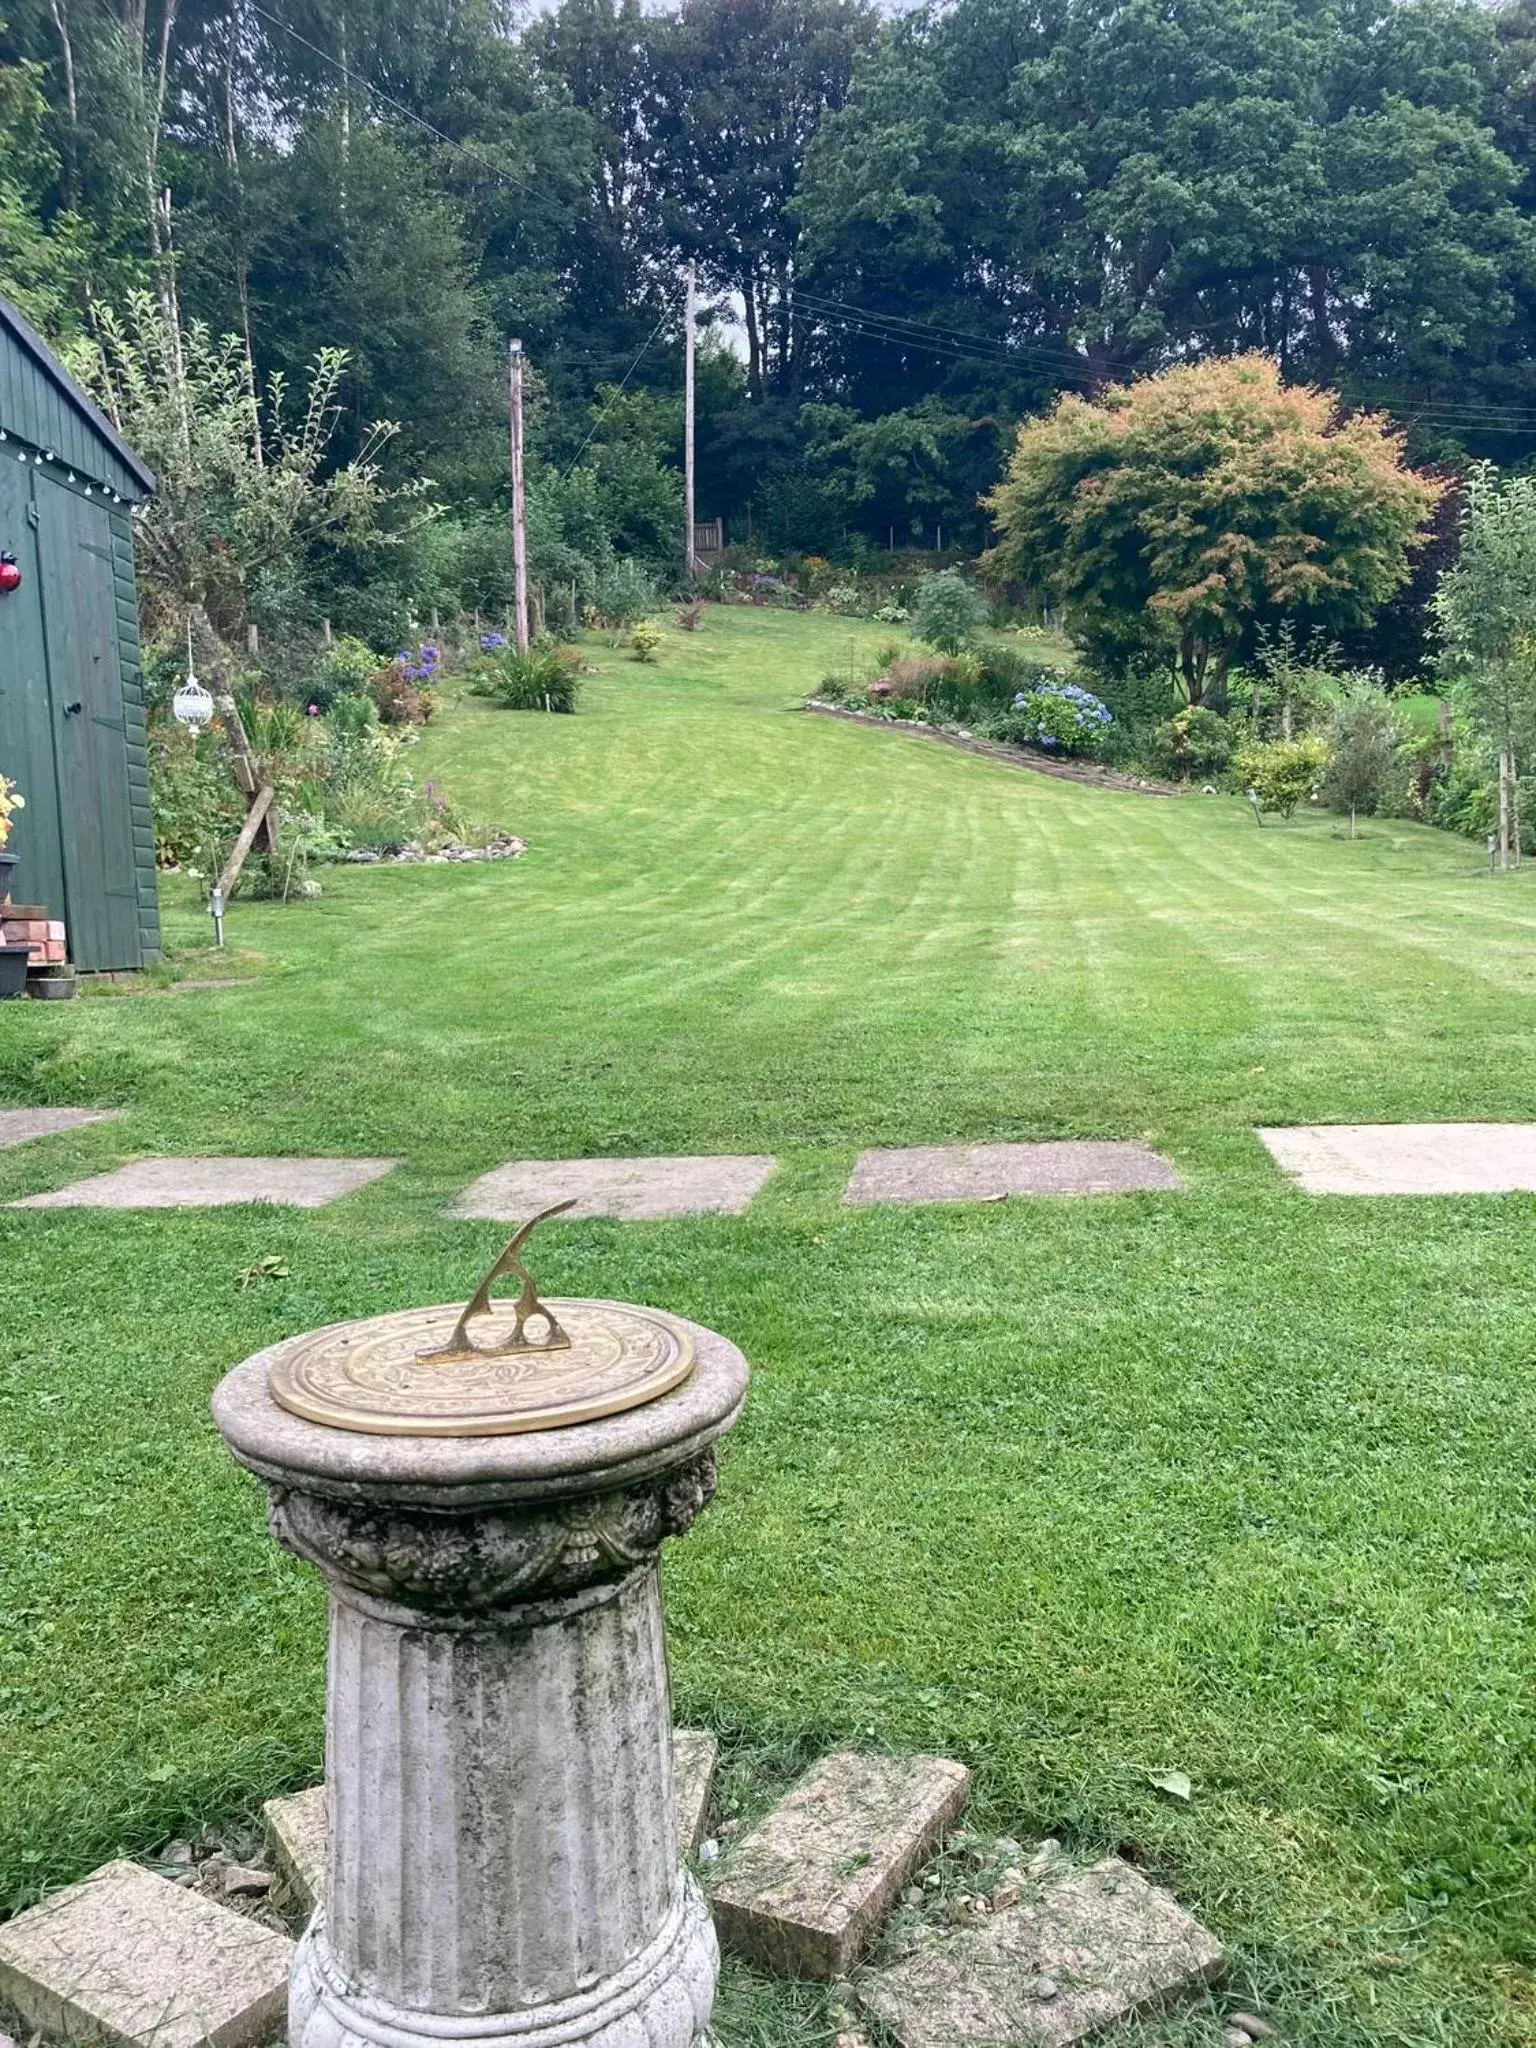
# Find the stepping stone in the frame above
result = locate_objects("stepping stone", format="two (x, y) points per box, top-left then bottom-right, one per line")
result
(453, 1153), (777, 1222)
(12, 1155), (399, 1210)
(265, 1729), (721, 1920)
(0, 1106), (117, 1148)
(675, 1728), (719, 1854)
(843, 1141), (1182, 1206)
(858, 1855), (1224, 2048)
(1259, 1122), (1536, 1195)
(0, 1858), (293, 2048)
(264, 1783), (327, 1915)
(710, 1751), (969, 1979)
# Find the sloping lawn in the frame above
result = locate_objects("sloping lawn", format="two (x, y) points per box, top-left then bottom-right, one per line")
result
(2, 608), (1535, 2046)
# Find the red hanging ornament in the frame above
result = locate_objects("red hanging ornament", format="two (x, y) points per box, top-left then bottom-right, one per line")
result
(0, 552), (20, 596)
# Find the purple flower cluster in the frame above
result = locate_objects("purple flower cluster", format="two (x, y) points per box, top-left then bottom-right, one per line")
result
(397, 643), (443, 685)
(480, 633), (508, 651)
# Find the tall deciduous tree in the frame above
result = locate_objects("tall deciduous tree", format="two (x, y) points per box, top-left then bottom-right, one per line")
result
(986, 354), (1439, 705)
(1432, 463), (1536, 865)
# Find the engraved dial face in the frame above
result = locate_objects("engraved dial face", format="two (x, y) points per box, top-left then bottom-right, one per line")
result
(267, 1298), (695, 1437)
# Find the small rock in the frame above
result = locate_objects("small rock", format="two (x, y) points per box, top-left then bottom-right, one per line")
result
(716, 1818), (743, 1840)
(697, 1838), (720, 1865)
(1025, 1838), (1063, 1875)
(992, 1836), (1023, 1861)
(1031, 1977), (1059, 2001)
(834, 2033), (870, 2048)
(901, 1886), (923, 1906)
(159, 1840), (193, 1866)
(1224, 2031), (1253, 2046)
(221, 1865), (273, 1897)
(1230, 2017), (1276, 2041)
(948, 1894), (988, 1925)
(990, 1880), (1022, 1910)
(0, 2028), (19, 2048)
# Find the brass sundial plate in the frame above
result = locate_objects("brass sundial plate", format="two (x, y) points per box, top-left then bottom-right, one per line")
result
(268, 1298), (696, 1437)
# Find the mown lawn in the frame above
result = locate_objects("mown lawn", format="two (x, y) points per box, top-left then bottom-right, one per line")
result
(2, 607), (1535, 2046)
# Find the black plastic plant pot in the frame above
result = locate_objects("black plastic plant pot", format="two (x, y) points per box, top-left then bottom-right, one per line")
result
(0, 944), (30, 998)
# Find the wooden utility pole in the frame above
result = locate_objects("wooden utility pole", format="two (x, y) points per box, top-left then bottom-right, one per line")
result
(508, 339), (529, 653)
(684, 264), (697, 581)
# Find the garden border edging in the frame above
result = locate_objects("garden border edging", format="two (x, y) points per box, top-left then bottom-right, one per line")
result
(803, 701), (1178, 795)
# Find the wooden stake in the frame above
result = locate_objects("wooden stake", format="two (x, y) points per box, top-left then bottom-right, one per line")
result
(509, 339), (529, 654)
(684, 264), (697, 581)
(216, 783), (275, 900)
(322, 617), (333, 646)
(1499, 748), (1511, 870)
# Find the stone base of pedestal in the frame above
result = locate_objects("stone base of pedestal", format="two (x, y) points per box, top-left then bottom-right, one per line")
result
(291, 1878), (718, 2048)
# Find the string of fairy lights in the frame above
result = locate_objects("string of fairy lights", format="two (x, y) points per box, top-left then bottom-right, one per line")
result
(0, 428), (142, 507)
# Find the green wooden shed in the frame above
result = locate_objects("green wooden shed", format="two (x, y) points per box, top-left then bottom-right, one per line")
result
(0, 292), (160, 972)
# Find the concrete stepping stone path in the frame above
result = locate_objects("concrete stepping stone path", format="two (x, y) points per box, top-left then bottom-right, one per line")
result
(1260, 1122), (1536, 1195)
(264, 1730), (721, 1919)
(0, 1858), (292, 2048)
(12, 1156), (398, 1210)
(709, 1750), (970, 1979)
(0, 1107), (118, 1148)
(453, 1153), (777, 1222)
(858, 1854), (1224, 2048)
(844, 1140), (1182, 1206)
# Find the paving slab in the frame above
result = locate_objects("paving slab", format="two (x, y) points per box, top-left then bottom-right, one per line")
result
(1259, 1122), (1536, 1195)
(264, 1730), (720, 1920)
(843, 1141), (1183, 1206)
(453, 1153), (777, 1222)
(0, 1107), (117, 1149)
(12, 1155), (399, 1210)
(263, 1783), (327, 1916)
(0, 1858), (293, 2048)
(675, 1728), (719, 1855)
(710, 1751), (970, 1979)
(858, 1855), (1223, 2048)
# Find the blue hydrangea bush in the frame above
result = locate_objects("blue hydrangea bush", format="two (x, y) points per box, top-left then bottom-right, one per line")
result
(986, 681), (1114, 754)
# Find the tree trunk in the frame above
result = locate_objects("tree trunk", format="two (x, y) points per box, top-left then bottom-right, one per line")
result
(1307, 264), (1337, 380)
(1512, 743), (1522, 867)
(742, 283), (762, 402)
(1498, 748), (1511, 871)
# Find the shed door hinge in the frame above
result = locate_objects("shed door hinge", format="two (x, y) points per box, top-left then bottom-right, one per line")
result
(25, 503), (39, 529)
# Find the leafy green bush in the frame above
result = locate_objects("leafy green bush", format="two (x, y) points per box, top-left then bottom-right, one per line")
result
(295, 635), (381, 712)
(593, 557), (655, 628)
(1232, 735), (1330, 816)
(631, 620), (663, 663)
(983, 681), (1114, 755)
(468, 646), (582, 712)
(148, 727), (246, 872)
(911, 570), (987, 654)
(1318, 693), (1406, 832)
(1151, 706), (1234, 780)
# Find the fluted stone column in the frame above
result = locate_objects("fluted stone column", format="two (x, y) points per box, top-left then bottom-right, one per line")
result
(213, 1318), (747, 2048)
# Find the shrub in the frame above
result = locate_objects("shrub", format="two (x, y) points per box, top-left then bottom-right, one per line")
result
(291, 634), (381, 712)
(873, 602), (911, 624)
(1318, 693), (1406, 834)
(675, 601), (704, 631)
(631, 620), (663, 663)
(148, 726), (245, 871)
(1151, 705), (1234, 780)
(985, 681), (1113, 755)
(593, 557), (655, 628)
(468, 646), (582, 713)
(912, 570), (987, 654)
(368, 660), (435, 727)
(823, 584), (863, 615)
(1232, 735), (1330, 816)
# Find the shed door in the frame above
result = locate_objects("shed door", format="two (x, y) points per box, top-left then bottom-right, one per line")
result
(33, 474), (139, 971)
(0, 460), (69, 923)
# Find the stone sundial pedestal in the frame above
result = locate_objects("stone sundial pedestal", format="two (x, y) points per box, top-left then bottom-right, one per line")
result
(212, 1213), (747, 2048)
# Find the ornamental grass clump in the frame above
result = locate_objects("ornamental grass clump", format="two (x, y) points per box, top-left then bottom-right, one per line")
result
(467, 645), (582, 712)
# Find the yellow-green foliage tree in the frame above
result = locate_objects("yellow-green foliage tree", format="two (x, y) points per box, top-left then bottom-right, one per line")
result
(985, 355), (1438, 707)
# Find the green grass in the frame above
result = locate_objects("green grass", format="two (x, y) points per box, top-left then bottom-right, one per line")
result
(3, 607), (1536, 2046)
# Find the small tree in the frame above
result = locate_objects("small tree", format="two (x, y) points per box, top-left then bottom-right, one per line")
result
(985, 355), (1439, 708)
(1232, 736), (1329, 819)
(911, 570), (986, 655)
(1318, 688), (1406, 837)
(1432, 463), (1536, 868)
